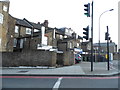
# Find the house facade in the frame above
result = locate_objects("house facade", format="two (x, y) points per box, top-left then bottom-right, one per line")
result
(0, 0), (15, 52)
(81, 41), (91, 53)
(93, 42), (117, 53)
(14, 18), (42, 51)
(81, 41), (91, 61)
(1, 0), (83, 67)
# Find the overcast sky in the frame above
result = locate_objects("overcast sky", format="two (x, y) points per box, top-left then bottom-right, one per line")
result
(9, 0), (119, 46)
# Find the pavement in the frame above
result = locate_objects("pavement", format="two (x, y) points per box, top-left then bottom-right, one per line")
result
(1, 60), (120, 77)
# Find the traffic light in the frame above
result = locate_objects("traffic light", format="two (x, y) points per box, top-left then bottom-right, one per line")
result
(105, 32), (108, 40)
(83, 26), (89, 40)
(105, 32), (109, 40)
(84, 3), (90, 17)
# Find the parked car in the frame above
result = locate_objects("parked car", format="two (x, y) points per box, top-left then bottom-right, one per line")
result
(75, 54), (82, 63)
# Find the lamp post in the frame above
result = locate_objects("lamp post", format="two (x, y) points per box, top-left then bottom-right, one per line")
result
(98, 9), (114, 56)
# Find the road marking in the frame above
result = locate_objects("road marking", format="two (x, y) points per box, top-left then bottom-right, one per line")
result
(52, 77), (63, 90)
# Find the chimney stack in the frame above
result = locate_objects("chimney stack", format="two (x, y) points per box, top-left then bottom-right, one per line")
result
(38, 22), (40, 24)
(43, 20), (49, 27)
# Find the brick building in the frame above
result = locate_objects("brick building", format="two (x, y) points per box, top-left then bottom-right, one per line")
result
(1, 0), (83, 67)
(14, 18), (42, 51)
(93, 42), (117, 53)
(0, 0), (15, 52)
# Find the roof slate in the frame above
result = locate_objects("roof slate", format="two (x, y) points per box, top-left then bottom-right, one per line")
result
(15, 18), (32, 28)
(15, 18), (41, 30)
(31, 22), (41, 30)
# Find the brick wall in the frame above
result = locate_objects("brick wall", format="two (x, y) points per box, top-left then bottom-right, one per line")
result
(57, 53), (64, 65)
(113, 53), (120, 60)
(7, 15), (15, 52)
(2, 50), (57, 67)
(0, 1), (9, 52)
(63, 51), (74, 66)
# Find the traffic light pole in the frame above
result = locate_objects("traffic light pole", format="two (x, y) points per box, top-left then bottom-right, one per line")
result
(83, 1), (94, 71)
(91, 1), (94, 71)
(106, 26), (110, 71)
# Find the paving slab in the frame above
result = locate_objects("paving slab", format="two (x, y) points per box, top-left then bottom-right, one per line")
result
(1, 60), (119, 76)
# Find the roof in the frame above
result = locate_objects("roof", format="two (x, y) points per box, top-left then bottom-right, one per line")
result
(55, 28), (65, 35)
(15, 18), (41, 30)
(31, 22), (41, 30)
(23, 18), (41, 30)
(15, 18), (32, 28)
(46, 27), (65, 35)
(78, 35), (83, 40)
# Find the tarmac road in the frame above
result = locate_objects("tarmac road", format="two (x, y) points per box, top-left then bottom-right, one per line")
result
(1, 76), (119, 90)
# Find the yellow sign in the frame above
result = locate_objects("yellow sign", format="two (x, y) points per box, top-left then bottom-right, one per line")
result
(105, 54), (108, 59)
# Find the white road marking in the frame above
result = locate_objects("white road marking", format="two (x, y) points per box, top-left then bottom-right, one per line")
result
(53, 77), (63, 90)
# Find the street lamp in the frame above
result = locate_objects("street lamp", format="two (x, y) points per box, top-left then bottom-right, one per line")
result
(98, 9), (114, 54)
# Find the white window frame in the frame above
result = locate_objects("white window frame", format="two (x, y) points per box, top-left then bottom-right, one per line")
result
(0, 13), (3, 24)
(64, 35), (67, 38)
(26, 28), (31, 35)
(77, 43), (79, 47)
(69, 42), (72, 48)
(3, 5), (8, 12)
(60, 35), (63, 39)
(34, 29), (39, 32)
(15, 26), (19, 33)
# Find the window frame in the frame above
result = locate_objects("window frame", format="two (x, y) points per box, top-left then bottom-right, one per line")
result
(26, 28), (32, 35)
(0, 13), (3, 24)
(15, 26), (19, 33)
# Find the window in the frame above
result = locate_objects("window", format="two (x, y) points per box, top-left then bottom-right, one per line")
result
(13, 39), (23, 48)
(69, 42), (72, 48)
(24, 38), (27, 41)
(60, 35), (63, 39)
(64, 35), (67, 38)
(15, 26), (19, 33)
(13, 38), (17, 47)
(34, 29), (39, 32)
(65, 29), (68, 33)
(20, 39), (23, 48)
(3, 6), (8, 12)
(26, 28), (31, 35)
(70, 30), (73, 34)
(0, 13), (3, 24)
(77, 43), (79, 47)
